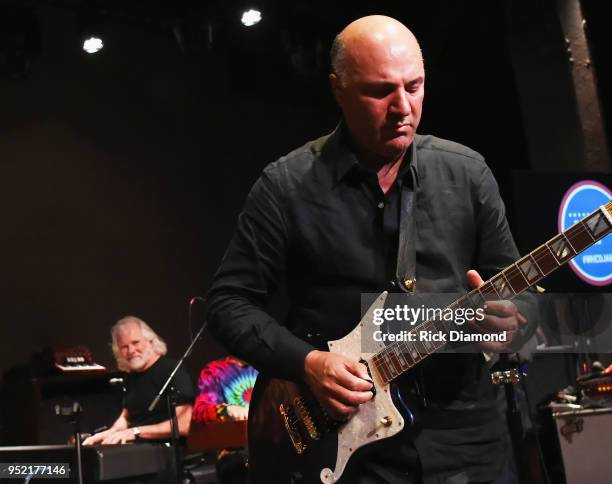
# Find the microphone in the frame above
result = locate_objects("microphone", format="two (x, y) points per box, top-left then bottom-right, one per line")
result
(109, 377), (124, 386)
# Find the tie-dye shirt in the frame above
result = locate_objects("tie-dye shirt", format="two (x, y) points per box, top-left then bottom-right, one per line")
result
(192, 356), (258, 422)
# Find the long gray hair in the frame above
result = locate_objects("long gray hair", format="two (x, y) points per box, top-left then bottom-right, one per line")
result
(111, 316), (167, 371)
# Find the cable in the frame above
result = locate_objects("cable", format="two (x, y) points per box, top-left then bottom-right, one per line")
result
(517, 353), (552, 484)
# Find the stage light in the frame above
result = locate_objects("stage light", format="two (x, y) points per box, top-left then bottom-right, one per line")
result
(241, 9), (261, 27)
(82, 36), (103, 54)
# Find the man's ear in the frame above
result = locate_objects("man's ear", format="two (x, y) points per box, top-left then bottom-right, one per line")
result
(329, 73), (343, 106)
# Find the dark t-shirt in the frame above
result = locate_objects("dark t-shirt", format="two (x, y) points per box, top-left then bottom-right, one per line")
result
(124, 355), (196, 427)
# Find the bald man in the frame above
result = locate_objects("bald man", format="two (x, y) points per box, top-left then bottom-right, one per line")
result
(208, 16), (528, 484)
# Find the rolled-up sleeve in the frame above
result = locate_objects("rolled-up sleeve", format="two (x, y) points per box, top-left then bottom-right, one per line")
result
(206, 168), (315, 382)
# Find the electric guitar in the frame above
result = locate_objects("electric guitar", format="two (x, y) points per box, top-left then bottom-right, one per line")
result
(248, 202), (612, 483)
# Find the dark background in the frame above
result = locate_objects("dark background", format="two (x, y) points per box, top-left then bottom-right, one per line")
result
(0, 0), (610, 389)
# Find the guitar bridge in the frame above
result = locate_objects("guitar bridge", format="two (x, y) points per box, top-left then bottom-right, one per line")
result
(279, 403), (307, 454)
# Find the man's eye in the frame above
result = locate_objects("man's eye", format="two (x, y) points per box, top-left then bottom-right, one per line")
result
(363, 86), (391, 98)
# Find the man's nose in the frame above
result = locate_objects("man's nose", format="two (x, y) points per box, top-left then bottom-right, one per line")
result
(390, 89), (411, 117)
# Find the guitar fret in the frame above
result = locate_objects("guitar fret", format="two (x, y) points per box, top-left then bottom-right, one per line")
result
(467, 290), (486, 308)
(565, 220), (596, 252)
(531, 244), (558, 275)
(375, 355), (392, 383)
(517, 255), (543, 284)
(503, 264), (529, 295)
(421, 339), (435, 354)
(491, 272), (515, 299)
(383, 347), (400, 378)
(584, 210), (612, 238)
(420, 322), (436, 353)
(561, 232), (578, 254)
(391, 344), (409, 371)
(547, 234), (576, 264)
(384, 356), (398, 381)
(455, 295), (471, 310)
(389, 345), (404, 375)
(431, 313), (451, 333)
(479, 281), (500, 301)
(399, 341), (416, 367)
(413, 335), (430, 358)
(406, 340), (421, 365)
(429, 319), (447, 352)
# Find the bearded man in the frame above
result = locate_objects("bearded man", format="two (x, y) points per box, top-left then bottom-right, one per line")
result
(83, 316), (195, 445)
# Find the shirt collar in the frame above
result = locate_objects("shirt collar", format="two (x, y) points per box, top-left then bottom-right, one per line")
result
(322, 122), (420, 189)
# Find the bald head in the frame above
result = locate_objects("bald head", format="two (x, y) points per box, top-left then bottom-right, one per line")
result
(331, 15), (423, 85)
(329, 16), (425, 164)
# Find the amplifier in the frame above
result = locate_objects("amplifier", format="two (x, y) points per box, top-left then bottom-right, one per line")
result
(1, 370), (122, 444)
(553, 407), (612, 484)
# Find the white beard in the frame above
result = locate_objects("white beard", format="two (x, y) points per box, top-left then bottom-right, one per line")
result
(127, 345), (156, 371)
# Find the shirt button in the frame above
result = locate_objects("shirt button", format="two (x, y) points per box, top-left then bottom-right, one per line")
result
(377, 202), (385, 209)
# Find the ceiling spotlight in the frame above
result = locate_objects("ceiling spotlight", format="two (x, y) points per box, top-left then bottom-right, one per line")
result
(83, 36), (103, 54)
(241, 9), (262, 27)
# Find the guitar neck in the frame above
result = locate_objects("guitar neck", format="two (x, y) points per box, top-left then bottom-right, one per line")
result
(371, 201), (612, 384)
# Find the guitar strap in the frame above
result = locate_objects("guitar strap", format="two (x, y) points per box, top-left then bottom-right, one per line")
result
(395, 141), (429, 407)
(395, 140), (419, 293)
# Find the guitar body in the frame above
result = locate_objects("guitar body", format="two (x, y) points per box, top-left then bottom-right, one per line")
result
(248, 292), (409, 483)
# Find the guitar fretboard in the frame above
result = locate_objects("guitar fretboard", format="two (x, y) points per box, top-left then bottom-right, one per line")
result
(371, 201), (612, 384)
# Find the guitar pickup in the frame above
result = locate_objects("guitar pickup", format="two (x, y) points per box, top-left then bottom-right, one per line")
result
(279, 403), (307, 454)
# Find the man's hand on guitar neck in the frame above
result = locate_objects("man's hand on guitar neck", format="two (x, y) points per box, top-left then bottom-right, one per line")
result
(304, 350), (374, 421)
(466, 269), (528, 352)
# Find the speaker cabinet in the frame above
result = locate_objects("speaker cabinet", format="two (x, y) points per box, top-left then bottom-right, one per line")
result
(553, 407), (612, 484)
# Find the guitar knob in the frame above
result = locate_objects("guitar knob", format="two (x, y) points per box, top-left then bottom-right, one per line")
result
(380, 416), (392, 427)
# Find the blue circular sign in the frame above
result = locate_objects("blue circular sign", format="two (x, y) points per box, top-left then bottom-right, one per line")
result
(558, 180), (612, 286)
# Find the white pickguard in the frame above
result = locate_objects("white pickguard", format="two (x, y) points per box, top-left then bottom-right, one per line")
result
(319, 291), (405, 483)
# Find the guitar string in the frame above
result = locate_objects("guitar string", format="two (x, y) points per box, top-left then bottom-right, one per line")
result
(369, 215), (611, 382)
(370, 217), (612, 381)
(377, 210), (612, 377)
(369, 211), (612, 378)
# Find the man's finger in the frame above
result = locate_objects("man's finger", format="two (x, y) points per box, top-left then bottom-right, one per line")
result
(325, 396), (360, 420)
(466, 269), (484, 289)
(483, 300), (518, 318)
(325, 380), (373, 406)
(346, 360), (372, 383)
(339, 364), (373, 392)
(471, 314), (519, 333)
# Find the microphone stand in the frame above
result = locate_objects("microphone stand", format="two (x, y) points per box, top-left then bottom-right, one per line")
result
(147, 318), (207, 484)
(55, 402), (84, 484)
(498, 353), (528, 484)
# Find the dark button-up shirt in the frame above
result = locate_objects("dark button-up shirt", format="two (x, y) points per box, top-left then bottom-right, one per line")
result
(207, 125), (521, 482)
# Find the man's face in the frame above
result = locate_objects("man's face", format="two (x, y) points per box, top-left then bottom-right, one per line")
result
(116, 322), (156, 372)
(331, 38), (425, 161)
